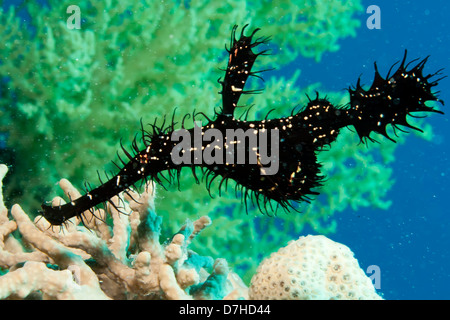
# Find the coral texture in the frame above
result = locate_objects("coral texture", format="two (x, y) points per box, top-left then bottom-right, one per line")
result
(248, 235), (382, 300)
(0, 164), (382, 300)
(0, 165), (247, 300)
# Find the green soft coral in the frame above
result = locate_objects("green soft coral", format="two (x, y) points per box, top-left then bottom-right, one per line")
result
(0, 0), (363, 207)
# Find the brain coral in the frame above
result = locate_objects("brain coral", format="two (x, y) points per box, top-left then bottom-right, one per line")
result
(248, 235), (382, 300)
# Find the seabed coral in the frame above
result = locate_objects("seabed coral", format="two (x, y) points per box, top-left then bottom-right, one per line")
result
(249, 235), (382, 300)
(0, 164), (380, 300)
(0, 164), (247, 300)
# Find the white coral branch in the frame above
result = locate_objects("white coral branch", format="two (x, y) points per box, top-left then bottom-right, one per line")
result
(0, 167), (247, 300)
(0, 261), (110, 300)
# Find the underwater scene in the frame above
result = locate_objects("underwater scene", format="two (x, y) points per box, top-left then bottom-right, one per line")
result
(0, 0), (448, 301)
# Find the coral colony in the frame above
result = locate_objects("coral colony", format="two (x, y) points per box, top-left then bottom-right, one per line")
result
(0, 165), (383, 299)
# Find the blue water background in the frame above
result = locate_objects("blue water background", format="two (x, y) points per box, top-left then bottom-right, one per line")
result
(290, 0), (449, 299)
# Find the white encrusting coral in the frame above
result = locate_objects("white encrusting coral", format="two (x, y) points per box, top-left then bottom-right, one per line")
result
(248, 235), (382, 300)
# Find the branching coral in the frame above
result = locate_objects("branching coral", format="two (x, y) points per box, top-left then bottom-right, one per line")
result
(0, 165), (247, 300)
(0, 164), (383, 300)
(0, 0), (362, 210)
